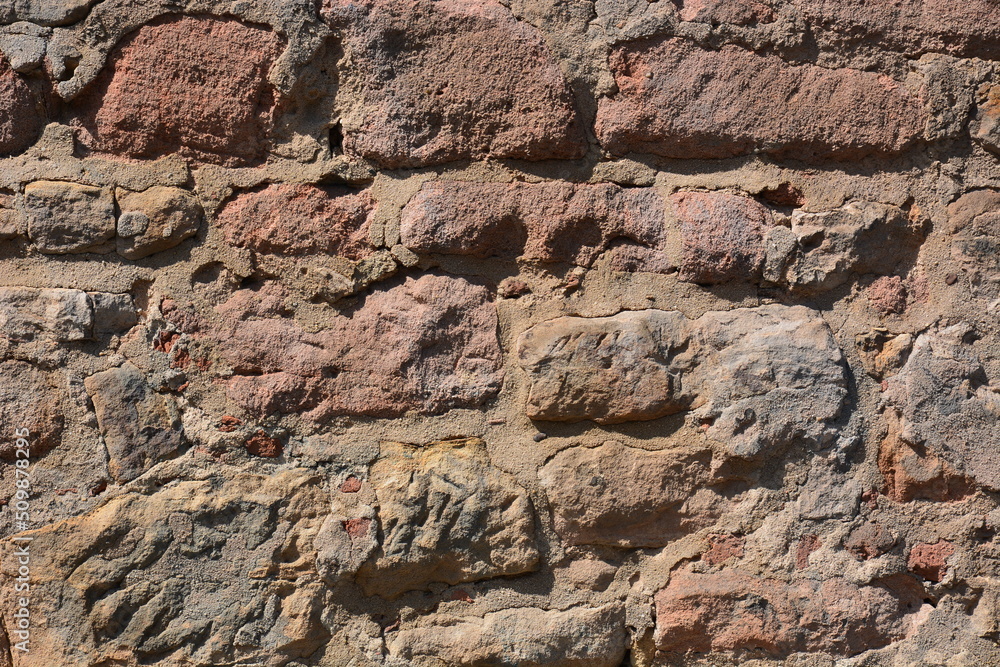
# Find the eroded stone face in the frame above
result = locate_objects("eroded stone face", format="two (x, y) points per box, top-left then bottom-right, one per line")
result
(0, 53), (44, 154)
(322, 0), (586, 167)
(72, 15), (283, 166)
(673, 190), (770, 285)
(24, 181), (116, 254)
(116, 186), (202, 260)
(596, 37), (927, 161)
(318, 439), (539, 598)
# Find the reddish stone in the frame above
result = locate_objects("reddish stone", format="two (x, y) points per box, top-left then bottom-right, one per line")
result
(0, 361), (64, 460)
(245, 431), (283, 458)
(343, 518), (372, 540)
(679, 0), (776, 25)
(760, 183), (805, 208)
(879, 415), (975, 503)
(655, 569), (924, 657)
(0, 54), (44, 155)
(215, 184), (376, 259)
(868, 276), (907, 315)
(72, 16), (282, 166)
(217, 416), (242, 433)
(702, 534), (745, 566)
(795, 534), (821, 569)
(790, 0), (1000, 59)
(400, 181), (669, 271)
(908, 540), (955, 583)
(596, 38), (926, 162)
(672, 191), (770, 284)
(340, 475), (362, 493)
(321, 0), (585, 167)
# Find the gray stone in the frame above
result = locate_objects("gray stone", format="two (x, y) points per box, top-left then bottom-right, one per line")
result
(116, 186), (202, 259)
(7, 0), (99, 27)
(24, 180), (116, 254)
(0, 22), (48, 73)
(0, 286), (92, 341)
(388, 604), (626, 667)
(84, 362), (183, 483)
(88, 292), (137, 334)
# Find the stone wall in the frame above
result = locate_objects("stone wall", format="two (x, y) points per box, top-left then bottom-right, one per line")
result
(0, 0), (998, 665)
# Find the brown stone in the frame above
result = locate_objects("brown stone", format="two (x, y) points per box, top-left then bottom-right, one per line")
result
(908, 540), (955, 582)
(539, 442), (734, 548)
(116, 186), (202, 259)
(0, 53), (44, 155)
(672, 191), (770, 284)
(596, 38), (926, 161)
(702, 534), (745, 565)
(0, 286), (92, 341)
(795, 534), (821, 569)
(245, 431), (282, 458)
(655, 568), (925, 657)
(868, 276), (908, 314)
(215, 184), (375, 259)
(679, 0), (776, 25)
(0, 361), (63, 459)
(845, 522), (896, 561)
(401, 180), (669, 271)
(72, 15), (283, 166)
(24, 181), (116, 254)
(321, 0), (586, 167)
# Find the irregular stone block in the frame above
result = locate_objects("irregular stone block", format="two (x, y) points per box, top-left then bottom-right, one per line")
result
(655, 569), (925, 657)
(0, 286), (92, 341)
(72, 15), (282, 166)
(88, 291), (138, 334)
(388, 604), (626, 666)
(539, 442), (732, 547)
(0, 22), (48, 73)
(221, 273), (503, 419)
(596, 38), (926, 161)
(679, 0), (776, 25)
(318, 439), (539, 598)
(84, 362), (183, 482)
(790, 0), (1000, 59)
(0, 468), (329, 666)
(518, 305), (847, 457)
(215, 184), (374, 259)
(672, 191), (770, 284)
(0, 360), (63, 459)
(880, 325), (1000, 496)
(401, 180), (670, 271)
(24, 181), (115, 254)
(4, 0), (97, 26)
(908, 540), (955, 582)
(0, 52), (43, 154)
(116, 186), (202, 259)
(321, 0), (586, 167)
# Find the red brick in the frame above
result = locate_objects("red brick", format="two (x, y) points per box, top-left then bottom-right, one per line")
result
(908, 540), (955, 582)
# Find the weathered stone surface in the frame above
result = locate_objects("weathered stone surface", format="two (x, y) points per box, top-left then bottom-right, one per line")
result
(24, 180), (116, 254)
(868, 275), (908, 314)
(116, 186), (202, 259)
(84, 362), (184, 483)
(388, 604), (626, 666)
(0, 22), (47, 73)
(220, 273), (503, 420)
(88, 291), (138, 334)
(679, 0), (776, 25)
(655, 569), (925, 657)
(539, 442), (733, 547)
(317, 439), (539, 598)
(4, 0), (97, 26)
(880, 325), (1000, 495)
(0, 52), (43, 154)
(0, 286), (92, 341)
(596, 38), (926, 161)
(73, 15), (283, 166)
(216, 184), (375, 259)
(908, 540), (955, 582)
(790, 0), (1000, 59)
(0, 360), (63, 459)
(519, 305), (847, 457)
(672, 191), (770, 284)
(949, 190), (1000, 285)
(402, 180), (670, 271)
(0, 467), (330, 666)
(321, 0), (586, 168)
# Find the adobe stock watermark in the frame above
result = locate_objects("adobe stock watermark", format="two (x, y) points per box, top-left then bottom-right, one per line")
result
(10, 427), (32, 654)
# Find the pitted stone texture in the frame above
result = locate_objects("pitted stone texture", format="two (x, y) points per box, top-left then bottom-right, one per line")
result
(596, 38), (926, 161)
(388, 604), (626, 666)
(949, 190), (1000, 285)
(0, 286), (92, 341)
(319, 439), (539, 599)
(539, 442), (733, 547)
(116, 187), (202, 259)
(0, 361), (63, 459)
(781, 202), (924, 291)
(881, 325), (1000, 494)
(0, 467), (330, 666)
(84, 362), (184, 483)
(322, 0), (586, 168)
(24, 181), (116, 254)
(672, 191), (771, 285)
(654, 569), (925, 658)
(220, 273), (502, 419)
(1, 0), (97, 26)
(0, 52), (43, 154)
(216, 184), (375, 259)
(72, 15), (282, 166)
(401, 180), (670, 271)
(679, 0), (776, 25)
(518, 305), (847, 457)
(790, 0), (1000, 59)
